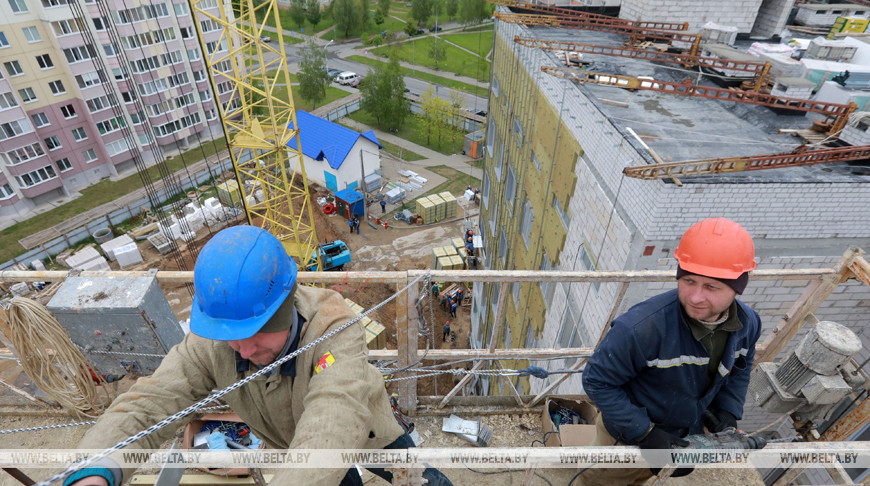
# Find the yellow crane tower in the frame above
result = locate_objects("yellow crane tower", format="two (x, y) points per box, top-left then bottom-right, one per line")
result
(191, 0), (321, 270)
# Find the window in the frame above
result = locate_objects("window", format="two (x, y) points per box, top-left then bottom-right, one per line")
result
(505, 166), (516, 208)
(92, 16), (108, 31)
(0, 32), (8, 48)
(52, 19), (85, 36)
(531, 151), (541, 172)
(129, 112), (145, 125)
(31, 112), (49, 127)
(112, 3), (169, 23)
(75, 71), (103, 89)
(8, 0), (27, 13)
(187, 49), (201, 61)
(539, 252), (556, 306)
(553, 194), (570, 230)
(63, 45), (97, 64)
(18, 87), (36, 103)
(492, 75), (500, 97)
(55, 157), (72, 172)
(71, 127), (87, 141)
(520, 199), (533, 248)
(180, 27), (194, 39)
(499, 229), (507, 266)
(95, 116), (125, 135)
(3, 142), (45, 166)
(152, 112), (201, 137)
(86, 95), (115, 113)
(174, 3), (189, 15)
(121, 28), (176, 50)
(15, 165), (58, 188)
(0, 92), (18, 110)
(193, 70), (206, 82)
(482, 171), (490, 208)
(512, 282), (521, 311)
(205, 108), (217, 120)
(513, 116), (524, 147)
(121, 91), (136, 103)
(42, 0), (69, 6)
(131, 55), (160, 73)
(103, 43), (118, 57)
(48, 80), (65, 95)
(0, 119), (32, 141)
(112, 68), (127, 81)
(485, 118), (494, 157)
(36, 54), (54, 69)
(60, 104), (77, 119)
(82, 148), (97, 163)
(22, 26), (40, 42)
(44, 136), (61, 150)
(4, 60), (23, 77)
(200, 19), (220, 33)
(494, 139), (505, 181)
(105, 138), (131, 156)
(0, 183), (14, 200)
(578, 244), (600, 293)
(488, 198), (498, 234)
(558, 300), (584, 366)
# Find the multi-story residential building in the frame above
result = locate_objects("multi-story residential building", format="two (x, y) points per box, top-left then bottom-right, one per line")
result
(473, 4), (870, 456)
(0, 0), (234, 217)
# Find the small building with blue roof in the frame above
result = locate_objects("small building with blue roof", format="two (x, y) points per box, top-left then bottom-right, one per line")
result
(287, 110), (382, 193)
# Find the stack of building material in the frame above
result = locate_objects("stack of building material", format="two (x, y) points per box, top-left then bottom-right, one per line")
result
(65, 247), (110, 271)
(432, 247), (449, 268)
(385, 187), (405, 204)
(449, 254), (465, 270)
(115, 243), (144, 268)
(147, 232), (173, 255)
(428, 194), (446, 222)
(415, 197), (435, 223)
(343, 298), (386, 350)
(100, 234), (135, 262)
(217, 180), (241, 207)
(439, 192), (457, 218)
(452, 237), (465, 252)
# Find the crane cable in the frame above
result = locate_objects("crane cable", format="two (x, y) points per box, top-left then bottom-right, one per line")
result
(5, 298), (114, 418)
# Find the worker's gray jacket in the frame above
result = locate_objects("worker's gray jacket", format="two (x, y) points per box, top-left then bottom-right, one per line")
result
(77, 285), (404, 485)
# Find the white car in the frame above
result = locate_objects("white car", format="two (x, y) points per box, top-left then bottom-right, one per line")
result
(336, 72), (360, 85)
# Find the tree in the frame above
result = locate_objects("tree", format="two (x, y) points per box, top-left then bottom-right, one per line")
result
(306, 0), (322, 28)
(360, 0), (372, 29)
(360, 56), (410, 129)
(378, 0), (391, 16)
(428, 38), (446, 70)
(297, 40), (331, 109)
(447, 90), (467, 152)
(332, 0), (357, 37)
(459, 0), (488, 25)
(290, 0), (307, 27)
(445, 0), (458, 19)
(374, 10), (385, 25)
(418, 86), (451, 148)
(403, 21), (418, 36)
(411, 0), (433, 26)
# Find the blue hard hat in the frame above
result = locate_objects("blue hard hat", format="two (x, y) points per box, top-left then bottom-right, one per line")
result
(190, 226), (297, 341)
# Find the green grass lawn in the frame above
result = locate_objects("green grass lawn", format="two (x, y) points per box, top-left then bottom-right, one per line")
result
(426, 165), (480, 199)
(378, 139), (425, 161)
(260, 29), (303, 45)
(441, 30), (494, 58)
(255, 4), (335, 38)
(0, 139), (228, 263)
(370, 37), (490, 81)
(293, 86), (352, 111)
(347, 55), (489, 98)
(348, 110), (464, 156)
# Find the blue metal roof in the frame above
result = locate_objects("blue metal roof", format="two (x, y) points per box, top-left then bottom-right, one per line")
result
(287, 111), (382, 170)
(334, 188), (363, 203)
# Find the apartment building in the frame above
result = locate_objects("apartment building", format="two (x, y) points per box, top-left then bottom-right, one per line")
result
(0, 0), (235, 217)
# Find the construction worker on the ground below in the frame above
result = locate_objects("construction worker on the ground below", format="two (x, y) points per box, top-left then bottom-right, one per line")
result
(579, 218), (760, 486)
(380, 199), (386, 214)
(449, 299), (458, 318)
(64, 226), (453, 486)
(443, 321), (451, 341)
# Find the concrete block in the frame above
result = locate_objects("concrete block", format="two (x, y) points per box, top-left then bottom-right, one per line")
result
(115, 243), (144, 269)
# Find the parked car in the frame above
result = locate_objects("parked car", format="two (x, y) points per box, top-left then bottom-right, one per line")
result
(326, 68), (342, 81)
(429, 25), (443, 32)
(349, 77), (363, 88)
(260, 35), (272, 43)
(416, 28), (425, 35)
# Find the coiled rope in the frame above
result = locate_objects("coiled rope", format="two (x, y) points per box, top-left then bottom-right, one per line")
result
(6, 298), (114, 418)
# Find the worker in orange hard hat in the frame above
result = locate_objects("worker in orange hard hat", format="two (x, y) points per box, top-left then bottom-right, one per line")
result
(580, 218), (760, 485)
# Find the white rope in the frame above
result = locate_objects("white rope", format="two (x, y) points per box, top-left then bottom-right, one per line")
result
(36, 271), (429, 486)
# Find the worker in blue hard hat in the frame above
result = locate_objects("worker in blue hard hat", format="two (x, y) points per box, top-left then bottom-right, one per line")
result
(66, 226), (453, 486)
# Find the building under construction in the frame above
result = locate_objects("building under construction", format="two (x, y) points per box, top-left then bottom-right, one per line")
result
(2, 0), (870, 485)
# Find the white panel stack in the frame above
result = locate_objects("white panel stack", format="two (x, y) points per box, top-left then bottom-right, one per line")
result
(115, 243), (144, 268)
(100, 234), (135, 262)
(65, 247), (110, 271)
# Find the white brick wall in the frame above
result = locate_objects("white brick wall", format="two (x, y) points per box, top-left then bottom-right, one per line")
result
(840, 123), (870, 146)
(796, 5), (870, 27)
(619, 0), (764, 33)
(751, 0), (795, 38)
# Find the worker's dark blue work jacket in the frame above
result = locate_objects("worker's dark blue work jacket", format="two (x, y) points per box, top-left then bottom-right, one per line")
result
(582, 289), (761, 443)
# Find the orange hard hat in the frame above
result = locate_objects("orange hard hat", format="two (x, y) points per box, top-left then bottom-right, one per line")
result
(674, 218), (755, 279)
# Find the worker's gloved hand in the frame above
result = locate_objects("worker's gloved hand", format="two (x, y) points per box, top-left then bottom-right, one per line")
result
(638, 426), (692, 478)
(637, 426), (689, 450)
(703, 409), (738, 433)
